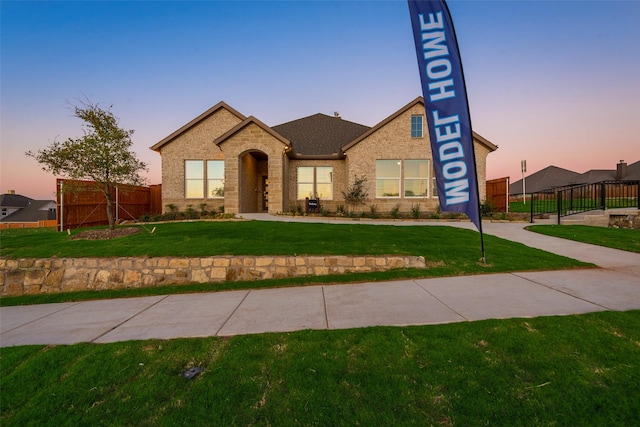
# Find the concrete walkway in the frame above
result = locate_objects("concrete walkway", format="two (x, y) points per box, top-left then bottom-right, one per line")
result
(2, 216), (639, 347)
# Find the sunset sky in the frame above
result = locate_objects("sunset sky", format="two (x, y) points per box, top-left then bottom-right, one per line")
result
(2, 0), (639, 200)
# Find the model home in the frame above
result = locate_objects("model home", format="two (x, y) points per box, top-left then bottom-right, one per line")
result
(151, 97), (497, 215)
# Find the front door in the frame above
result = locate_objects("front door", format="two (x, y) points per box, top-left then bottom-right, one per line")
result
(262, 176), (268, 211)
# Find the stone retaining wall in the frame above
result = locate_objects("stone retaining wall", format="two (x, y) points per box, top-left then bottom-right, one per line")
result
(0, 255), (426, 297)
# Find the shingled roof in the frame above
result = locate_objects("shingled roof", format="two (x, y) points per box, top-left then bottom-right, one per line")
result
(510, 166), (581, 195)
(272, 113), (370, 158)
(0, 194), (56, 223)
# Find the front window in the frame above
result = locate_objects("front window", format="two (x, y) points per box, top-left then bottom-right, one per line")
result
(404, 160), (429, 197)
(411, 115), (423, 138)
(185, 160), (204, 198)
(297, 167), (314, 199)
(297, 166), (333, 200)
(316, 167), (333, 199)
(207, 160), (224, 198)
(376, 160), (401, 197)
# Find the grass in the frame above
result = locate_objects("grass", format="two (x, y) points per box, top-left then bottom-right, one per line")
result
(528, 224), (640, 253)
(2, 310), (639, 425)
(0, 221), (592, 306)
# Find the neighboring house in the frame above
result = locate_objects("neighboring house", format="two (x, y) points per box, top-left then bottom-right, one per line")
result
(510, 160), (640, 196)
(0, 192), (56, 225)
(151, 97), (498, 215)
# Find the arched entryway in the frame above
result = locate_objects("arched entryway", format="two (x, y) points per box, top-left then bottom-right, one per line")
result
(239, 150), (269, 213)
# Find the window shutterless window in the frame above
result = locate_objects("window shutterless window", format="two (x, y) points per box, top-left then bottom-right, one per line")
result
(404, 160), (429, 197)
(315, 166), (333, 199)
(297, 167), (314, 199)
(411, 115), (423, 138)
(185, 160), (204, 198)
(376, 160), (401, 198)
(297, 166), (333, 200)
(207, 160), (224, 198)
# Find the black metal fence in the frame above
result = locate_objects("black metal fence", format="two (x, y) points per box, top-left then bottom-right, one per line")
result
(530, 180), (639, 223)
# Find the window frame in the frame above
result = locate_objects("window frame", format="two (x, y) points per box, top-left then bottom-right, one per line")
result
(185, 160), (204, 199)
(411, 115), (424, 138)
(375, 159), (401, 198)
(404, 159), (430, 198)
(206, 160), (225, 199)
(297, 166), (334, 200)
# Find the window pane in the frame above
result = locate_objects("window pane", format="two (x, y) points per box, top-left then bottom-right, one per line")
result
(185, 160), (204, 198)
(404, 180), (428, 197)
(316, 183), (332, 200)
(411, 115), (423, 138)
(298, 167), (314, 183)
(208, 179), (224, 198)
(185, 160), (203, 179)
(186, 180), (204, 198)
(316, 167), (333, 183)
(405, 160), (428, 179)
(207, 160), (224, 179)
(376, 160), (401, 178)
(297, 183), (314, 199)
(376, 179), (399, 197)
(376, 160), (400, 198)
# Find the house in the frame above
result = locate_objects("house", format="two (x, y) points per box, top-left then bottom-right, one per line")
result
(0, 191), (56, 227)
(510, 160), (640, 196)
(151, 97), (498, 215)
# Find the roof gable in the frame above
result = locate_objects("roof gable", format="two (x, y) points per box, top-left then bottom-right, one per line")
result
(272, 113), (370, 157)
(151, 101), (246, 152)
(342, 97), (498, 153)
(214, 116), (290, 147)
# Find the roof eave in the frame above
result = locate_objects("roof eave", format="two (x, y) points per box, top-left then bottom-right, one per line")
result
(150, 101), (247, 152)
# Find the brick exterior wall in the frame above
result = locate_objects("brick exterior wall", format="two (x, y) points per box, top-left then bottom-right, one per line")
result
(217, 123), (288, 214)
(345, 104), (439, 214)
(157, 108), (242, 213)
(154, 101), (493, 217)
(287, 159), (347, 212)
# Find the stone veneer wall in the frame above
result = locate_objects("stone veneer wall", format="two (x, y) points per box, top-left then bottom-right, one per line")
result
(1, 255), (426, 297)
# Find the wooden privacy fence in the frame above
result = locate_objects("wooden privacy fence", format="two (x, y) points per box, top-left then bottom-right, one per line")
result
(486, 177), (509, 212)
(57, 179), (162, 231)
(0, 220), (57, 230)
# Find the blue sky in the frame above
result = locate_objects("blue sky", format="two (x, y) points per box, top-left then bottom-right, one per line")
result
(2, 0), (639, 199)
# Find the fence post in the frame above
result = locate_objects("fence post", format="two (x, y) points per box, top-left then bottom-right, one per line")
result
(600, 183), (606, 210)
(557, 191), (562, 225)
(529, 192), (534, 223)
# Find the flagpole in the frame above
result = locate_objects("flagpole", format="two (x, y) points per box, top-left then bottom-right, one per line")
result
(440, 0), (486, 263)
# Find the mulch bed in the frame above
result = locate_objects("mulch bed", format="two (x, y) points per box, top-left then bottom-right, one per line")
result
(69, 227), (141, 240)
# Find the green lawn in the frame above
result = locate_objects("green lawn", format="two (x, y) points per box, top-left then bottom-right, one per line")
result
(2, 310), (639, 426)
(0, 221), (592, 306)
(527, 224), (640, 253)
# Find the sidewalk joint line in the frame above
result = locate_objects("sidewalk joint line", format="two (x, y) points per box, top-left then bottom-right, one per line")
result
(321, 286), (329, 330)
(412, 279), (469, 321)
(90, 295), (170, 343)
(510, 272), (612, 311)
(215, 289), (251, 336)
(1, 301), (82, 335)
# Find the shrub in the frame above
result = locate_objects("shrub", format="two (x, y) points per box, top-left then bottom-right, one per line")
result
(390, 204), (400, 219)
(411, 204), (421, 219)
(342, 175), (369, 213)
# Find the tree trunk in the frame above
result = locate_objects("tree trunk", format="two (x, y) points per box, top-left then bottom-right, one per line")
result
(104, 189), (116, 230)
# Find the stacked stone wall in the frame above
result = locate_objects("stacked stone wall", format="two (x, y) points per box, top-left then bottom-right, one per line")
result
(0, 255), (426, 297)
